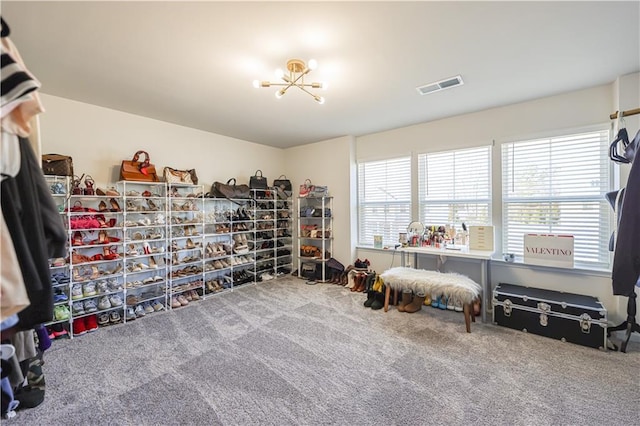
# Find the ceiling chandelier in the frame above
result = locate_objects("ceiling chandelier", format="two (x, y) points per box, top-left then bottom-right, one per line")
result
(253, 58), (326, 104)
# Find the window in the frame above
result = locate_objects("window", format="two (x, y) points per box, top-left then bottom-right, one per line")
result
(418, 146), (491, 226)
(502, 129), (611, 269)
(357, 157), (411, 246)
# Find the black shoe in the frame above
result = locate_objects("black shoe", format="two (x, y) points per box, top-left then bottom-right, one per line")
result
(371, 292), (385, 310)
(363, 291), (376, 308)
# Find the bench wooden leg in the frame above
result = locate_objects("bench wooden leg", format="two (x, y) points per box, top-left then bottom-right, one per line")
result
(384, 285), (390, 312)
(463, 303), (472, 333)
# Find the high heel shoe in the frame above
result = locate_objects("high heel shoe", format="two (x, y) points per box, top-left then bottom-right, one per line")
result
(109, 198), (121, 212)
(143, 242), (151, 255)
(149, 256), (157, 269)
(147, 199), (159, 211)
(84, 175), (95, 195)
(72, 231), (84, 246)
(99, 200), (108, 212)
(186, 238), (195, 249)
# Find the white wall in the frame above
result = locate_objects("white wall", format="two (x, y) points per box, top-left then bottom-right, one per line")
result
(353, 82), (639, 322)
(38, 94), (286, 189)
(284, 136), (355, 268)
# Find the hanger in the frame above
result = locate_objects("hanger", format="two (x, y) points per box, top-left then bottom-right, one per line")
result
(609, 126), (630, 164)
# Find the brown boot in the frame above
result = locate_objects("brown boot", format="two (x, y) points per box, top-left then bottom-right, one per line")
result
(396, 289), (413, 312)
(350, 273), (361, 292)
(404, 292), (426, 313)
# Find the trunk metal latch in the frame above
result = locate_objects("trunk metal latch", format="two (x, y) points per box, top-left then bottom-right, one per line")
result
(580, 313), (592, 334)
(503, 299), (512, 317)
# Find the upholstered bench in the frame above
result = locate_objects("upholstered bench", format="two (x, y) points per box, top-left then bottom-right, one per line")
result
(379, 267), (481, 333)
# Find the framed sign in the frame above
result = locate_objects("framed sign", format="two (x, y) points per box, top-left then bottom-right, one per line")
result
(524, 234), (574, 268)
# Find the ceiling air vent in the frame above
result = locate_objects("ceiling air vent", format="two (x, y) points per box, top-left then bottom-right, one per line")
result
(416, 75), (464, 96)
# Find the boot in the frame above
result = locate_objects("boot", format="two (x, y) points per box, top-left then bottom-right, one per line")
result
(363, 290), (376, 308)
(404, 292), (426, 313)
(356, 274), (368, 292)
(349, 273), (359, 291)
(371, 292), (385, 310)
(396, 289), (413, 312)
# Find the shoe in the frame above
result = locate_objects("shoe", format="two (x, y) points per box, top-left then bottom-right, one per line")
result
(438, 295), (448, 310)
(98, 296), (111, 310)
(109, 294), (123, 307)
(431, 295), (439, 308)
(404, 292), (426, 314)
(84, 299), (98, 313)
(108, 279), (123, 291)
(363, 291), (376, 308)
(397, 289), (413, 313)
(85, 315), (99, 332)
(72, 317), (87, 335)
(53, 305), (70, 321)
(171, 296), (181, 308)
(143, 302), (155, 314)
(82, 282), (97, 297)
(454, 297), (463, 312)
(51, 324), (69, 339)
(447, 296), (456, 311)
(134, 304), (146, 318)
(97, 312), (110, 326)
(72, 301), (85, 315)
(190, 290), (200, 301)
(125, 307), (136, 321)
(177, 294), (189, 306)
(126, 294), (138, 305)
(71, 284), (84, 300)
(96, 281), (109, 294)
(53, 289), (68, 303)
(109, 310), (122, 324)
(152, 300), (165, 311)
(371, 292), (385, 310)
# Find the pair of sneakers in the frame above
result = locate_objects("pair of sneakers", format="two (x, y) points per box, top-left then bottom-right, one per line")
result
(97, 294), (124, 310)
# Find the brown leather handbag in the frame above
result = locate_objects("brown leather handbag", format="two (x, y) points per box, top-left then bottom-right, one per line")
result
(42, 154), (74, 176)
(119, 151), (159, 182)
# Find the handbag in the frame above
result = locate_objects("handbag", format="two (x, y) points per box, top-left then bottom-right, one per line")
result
(299, 179), (313, 197)
(309, 185), (328, 197)
(119, 150), (159, 182)
(163, 166), (198, 184)
(249, 170), (268, 190)
(273, 175), (292, 192)
(210, 178), (250, 199)
(42, 154), (74, 176)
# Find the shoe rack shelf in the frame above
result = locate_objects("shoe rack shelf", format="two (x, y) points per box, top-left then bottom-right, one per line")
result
(119, 181), (170, 321)
(65, 189), (126, 335)
(297, 196), (333, 283)
(167, 183), (205, 308)
(275, 195), (294, 276)
(253, 189), (293, 280)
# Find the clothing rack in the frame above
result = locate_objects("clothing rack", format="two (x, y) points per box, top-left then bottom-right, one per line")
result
(609, 108), (640, 120)
(607, 105), (640, 352)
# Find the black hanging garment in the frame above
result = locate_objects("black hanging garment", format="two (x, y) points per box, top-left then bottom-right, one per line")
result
(1, 138), (67, 330)
(611, 149), (640, 296)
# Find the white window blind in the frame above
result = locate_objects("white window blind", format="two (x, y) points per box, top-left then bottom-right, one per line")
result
(502, 129), (611, 269)
(357, 157), (411, 246)
(418, 146), (491, 227)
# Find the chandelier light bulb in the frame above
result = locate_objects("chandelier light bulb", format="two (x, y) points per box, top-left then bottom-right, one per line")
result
(275, 89), (285, 99)
(314, 95), (325, 104)
(252, 80), (260, 89)
(321, 82), (328, 91)
(275, 68), (284, 79)
(308, 59), (318, 70)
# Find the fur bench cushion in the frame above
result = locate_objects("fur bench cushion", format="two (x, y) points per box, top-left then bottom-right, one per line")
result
(380, 267), (481, 304)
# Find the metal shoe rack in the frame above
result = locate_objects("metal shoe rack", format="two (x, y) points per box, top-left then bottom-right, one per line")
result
(45, 177), (293, 338)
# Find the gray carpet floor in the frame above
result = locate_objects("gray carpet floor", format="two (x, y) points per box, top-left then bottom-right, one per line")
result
(14, 277), (640, 425)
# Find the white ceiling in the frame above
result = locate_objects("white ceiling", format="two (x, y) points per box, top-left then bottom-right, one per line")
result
(3, 1), (639, 148)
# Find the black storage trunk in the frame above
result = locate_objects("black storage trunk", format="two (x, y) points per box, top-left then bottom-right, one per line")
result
(493, 283), (608, 350)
